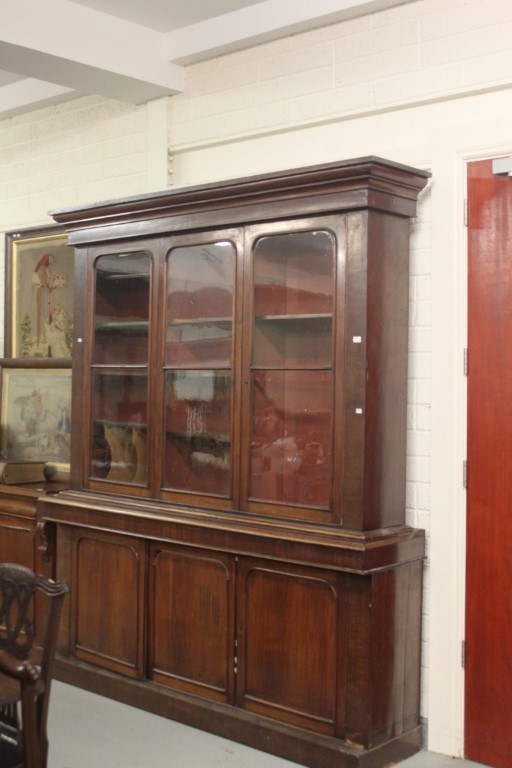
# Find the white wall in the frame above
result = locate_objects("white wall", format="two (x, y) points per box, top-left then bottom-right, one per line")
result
(169, 0), (512, 174)
(2, 0), (512, 757)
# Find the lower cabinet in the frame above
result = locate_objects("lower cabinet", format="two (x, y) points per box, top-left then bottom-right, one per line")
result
(42, 497), (425, 768)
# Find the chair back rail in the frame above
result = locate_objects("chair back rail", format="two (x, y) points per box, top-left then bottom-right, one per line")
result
(0, 562), (69, 768)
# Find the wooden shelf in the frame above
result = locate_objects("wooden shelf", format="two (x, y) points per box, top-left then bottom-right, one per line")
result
(168, 317), (232, 326)
(95, 320), (149, 332)
(166, 430), (230, 443)
(94, 419), (147, 429)
(255, 313), (331, 322)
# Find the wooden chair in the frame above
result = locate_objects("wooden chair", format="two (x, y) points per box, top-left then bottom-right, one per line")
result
(0, 563), (70, 768)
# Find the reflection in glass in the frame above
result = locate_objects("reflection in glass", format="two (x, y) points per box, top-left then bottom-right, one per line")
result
(252, 231), (334, 367)
(253, 315), (332, 368)
(93, 252), (151, 365)
(164, 240), (235, 498)
(164, 370), (232, 496)
(90, 370), (148, 484)
(250, 370), (332, 508)
(253, 232), (334, 304)
(167, 242), (235, 368)
(250, 230), (335, 510)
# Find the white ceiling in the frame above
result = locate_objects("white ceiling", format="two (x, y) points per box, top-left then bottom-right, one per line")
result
(0, 0), (413, 120)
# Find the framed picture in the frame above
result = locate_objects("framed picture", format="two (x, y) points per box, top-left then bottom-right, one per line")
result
(5, 226), (74, 358)
(0, 367), (72, 466)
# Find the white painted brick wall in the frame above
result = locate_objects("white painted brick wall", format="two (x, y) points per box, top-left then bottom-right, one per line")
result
(171, 0), (512, 150)
(0, 96), (148, 234)
(0, 95), (151, 354)
(407, 185), (432, 720)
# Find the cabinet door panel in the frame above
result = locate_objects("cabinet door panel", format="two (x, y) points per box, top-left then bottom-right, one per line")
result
(237, 560), (338, 734)
(149, 545), (235, 702)
(72, 531), (145, 678)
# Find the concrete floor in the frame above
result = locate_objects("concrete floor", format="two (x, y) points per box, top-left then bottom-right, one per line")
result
(48, 681), (487, 768)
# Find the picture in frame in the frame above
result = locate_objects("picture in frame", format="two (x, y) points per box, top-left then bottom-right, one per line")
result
(5, 227), (74, 358)
(0, 367), (72, 466)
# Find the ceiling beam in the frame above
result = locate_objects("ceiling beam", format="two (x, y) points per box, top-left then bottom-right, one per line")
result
(0, 77), (75, 119)
(0, 0), (414, 119)
(0, 0), (184, 107)
(166, 0), (414, 64)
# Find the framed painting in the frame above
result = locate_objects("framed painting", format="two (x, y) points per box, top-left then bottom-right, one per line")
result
(5, 226), (74, 358)
(0, 367), (72, 466)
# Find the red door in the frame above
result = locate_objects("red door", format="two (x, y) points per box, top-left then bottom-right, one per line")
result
(466, 158), (512, 767)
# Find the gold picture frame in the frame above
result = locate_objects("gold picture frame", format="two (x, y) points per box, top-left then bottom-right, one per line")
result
(0, 367), (72, 466)
(5, 227), (74, 358)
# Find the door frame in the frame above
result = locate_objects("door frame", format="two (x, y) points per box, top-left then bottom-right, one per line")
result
(427, 148), (467, 756)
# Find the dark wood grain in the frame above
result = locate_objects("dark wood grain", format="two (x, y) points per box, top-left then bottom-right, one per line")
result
(236, 559), (338, 734)
(148, 544), (235, 701)
(71, 529), (146, 678)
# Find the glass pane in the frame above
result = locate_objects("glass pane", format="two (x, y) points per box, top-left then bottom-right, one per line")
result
(90, 370), (148, 484)
(250, 370), (332, 508)
(166, 242), (235, 368)
(166, 321), (232, 367)
(163, 370), (231, 496)
(93, 252), (150, 365)
(253, 315), (332, 368)
(253, 231), (334, 368)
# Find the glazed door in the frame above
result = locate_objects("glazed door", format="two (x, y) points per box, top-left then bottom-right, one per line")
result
(241, 217), (343, 525)
(466, 157), (512, 767)
(161, 230), (242, 510)
(87, 246), (155, 495)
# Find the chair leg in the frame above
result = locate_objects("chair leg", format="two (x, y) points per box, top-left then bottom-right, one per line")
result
(20, 683), (41, 768)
